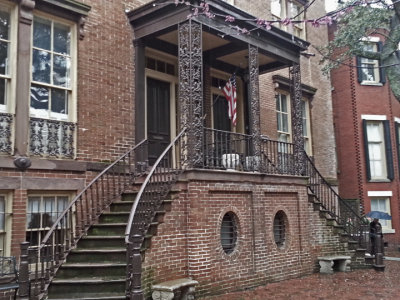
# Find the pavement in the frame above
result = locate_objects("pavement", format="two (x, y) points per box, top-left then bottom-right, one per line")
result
(205, 251), (400, 300)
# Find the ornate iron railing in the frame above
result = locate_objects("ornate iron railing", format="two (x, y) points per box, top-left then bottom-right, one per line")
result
(29, 118), (75, 158)
(125, 129), (187, 300)
(0, 113), (13, 154)
(20, 139), (147, 299)
(304, 153), (369, 249)
(202, 128), (296, 175)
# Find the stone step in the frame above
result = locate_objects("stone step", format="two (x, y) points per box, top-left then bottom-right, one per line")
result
(98, 212), (130, 224)
(47, 278), (125, 298)
(87, 223), (126, 236)
(78, 236), (125, 249)
(56, 263), (126, 279)
(67, 248), (126, 263)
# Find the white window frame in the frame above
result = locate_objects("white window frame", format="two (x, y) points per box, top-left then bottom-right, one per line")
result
(0, 193), (12, 256)
(370, 196), (394, 233)
(0, 2), (17, 114)
(26, 194), (71, 248)
(360, 42), (380, 85)
(365, 121), (388, 180)
(301, 99), (312, 155)
(29, 11), (77, 122)
(276, 92), (291, 143)
(271, 0), (305, 39)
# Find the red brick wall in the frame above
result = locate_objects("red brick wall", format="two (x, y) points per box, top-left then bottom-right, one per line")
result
(329, 25), (400, 246)
(142, 172), (346, 297)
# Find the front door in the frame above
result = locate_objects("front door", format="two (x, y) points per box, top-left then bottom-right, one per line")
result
(147, 77), (170, 165)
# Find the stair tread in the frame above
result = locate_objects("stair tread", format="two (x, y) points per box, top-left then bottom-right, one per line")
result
(71, 248), (125, 253)
(52, 278), (125, 283)
(62, 263), (126, 267)
(102, 212), (129, 215)
(47, 296), (125, 300)
(91, 223), (127, 227)
(82, 235), (124, 239)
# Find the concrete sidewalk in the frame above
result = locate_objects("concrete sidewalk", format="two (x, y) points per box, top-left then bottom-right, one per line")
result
(205, 255), (400, 299)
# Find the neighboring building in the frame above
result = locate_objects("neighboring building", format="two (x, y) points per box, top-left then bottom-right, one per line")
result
(329, 25), (400, 249)
(0, 0), (367, 299)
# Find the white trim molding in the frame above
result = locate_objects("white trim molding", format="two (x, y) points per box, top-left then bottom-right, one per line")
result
(368, 191), (393, 197)
(361, 115), (387, 121)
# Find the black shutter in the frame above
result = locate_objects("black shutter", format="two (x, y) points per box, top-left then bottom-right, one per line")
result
(396, 124), (400, 177)
(362, 120), (371, 181)
(383, 120), (394, 181)
(377, 42), (386, 84)
(356, 56), (363, 83)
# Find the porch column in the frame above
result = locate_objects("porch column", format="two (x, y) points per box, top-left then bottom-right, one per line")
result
(248, 45), (261, 159)
(134, 39), (147, 164)
(178, 20), (203, 168)
(290, 64), (305, 175)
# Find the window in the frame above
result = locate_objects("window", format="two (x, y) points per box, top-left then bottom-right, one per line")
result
(0, 3), (16, 113)
(273, 210), (287, 248)
(30, 14), (76, 121)
(357, 41), (385, 85)
(371, 198), (392, 232)
(271, 0), (305, 39)
(0, 194), (10, 256)
(301, 99), (312, 155)
(220, 212), (238, 254)
(26, 195), (69, 248)
(276, 93), (291, 142)
(363, 119), (394, 181)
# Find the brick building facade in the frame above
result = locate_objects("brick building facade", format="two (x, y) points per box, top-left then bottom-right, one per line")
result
(329, 24), (400, 249)
(0, 1), (354, 299)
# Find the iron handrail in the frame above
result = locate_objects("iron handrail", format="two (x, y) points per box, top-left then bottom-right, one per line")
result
(303, 152), (367, 243)
(24, 139), (147, 299)
(125, 128), (187, 299)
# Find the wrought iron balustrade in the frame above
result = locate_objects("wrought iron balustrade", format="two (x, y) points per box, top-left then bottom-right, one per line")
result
(125, 129), (187, 299)
(29, 118), (75, 159)
(0, 113), (12, 155)
(19, 139), (147, 299)
(304, 153), (369, 249)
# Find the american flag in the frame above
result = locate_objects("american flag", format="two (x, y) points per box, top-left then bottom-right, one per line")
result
(222, 74), (237, 127)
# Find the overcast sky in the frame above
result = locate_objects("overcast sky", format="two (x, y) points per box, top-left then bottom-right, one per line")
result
(325, 0), (338, 12)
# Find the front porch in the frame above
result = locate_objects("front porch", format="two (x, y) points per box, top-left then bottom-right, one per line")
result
(128, 0), (309, 173)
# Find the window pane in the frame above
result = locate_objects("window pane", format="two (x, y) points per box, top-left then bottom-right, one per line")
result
(53, 55), (69, 87)
(281, 95), (287, 112)
(51, 88), (68, 114)
(0, 78), (5, 105)
(367, 123), (381, 141)
(0, 197), (4, 231)
(271, 0), (281, 16)
(53, 23), (70, 55)
(0, 10), (9, 40)
(27, 197), (40, 229)
(30, 85), (49, 110)
(32, 49), (51, 83)
(44, 197), (55, 226)
(33, 17), (51, 50)
(282, 114), (288, 132)
(0, 40), (8, 75)
(361, 64), (375, 82)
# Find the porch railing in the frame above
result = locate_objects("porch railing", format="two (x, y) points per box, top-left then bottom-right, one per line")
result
(202, 128), (296, 175)
(20, 139), (147, 299)
(125, 129), (187, 299)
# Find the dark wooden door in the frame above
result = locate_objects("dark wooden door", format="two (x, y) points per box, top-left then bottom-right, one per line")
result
(147, 77), (170, 165)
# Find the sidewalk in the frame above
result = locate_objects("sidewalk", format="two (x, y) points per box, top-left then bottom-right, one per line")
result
(205, 252), (400, 299)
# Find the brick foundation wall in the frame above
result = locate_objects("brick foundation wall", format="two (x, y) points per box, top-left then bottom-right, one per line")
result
(142, 171), (346, 297)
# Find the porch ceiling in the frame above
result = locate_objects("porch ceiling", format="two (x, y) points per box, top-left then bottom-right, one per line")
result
(127, 0), (309, 74)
